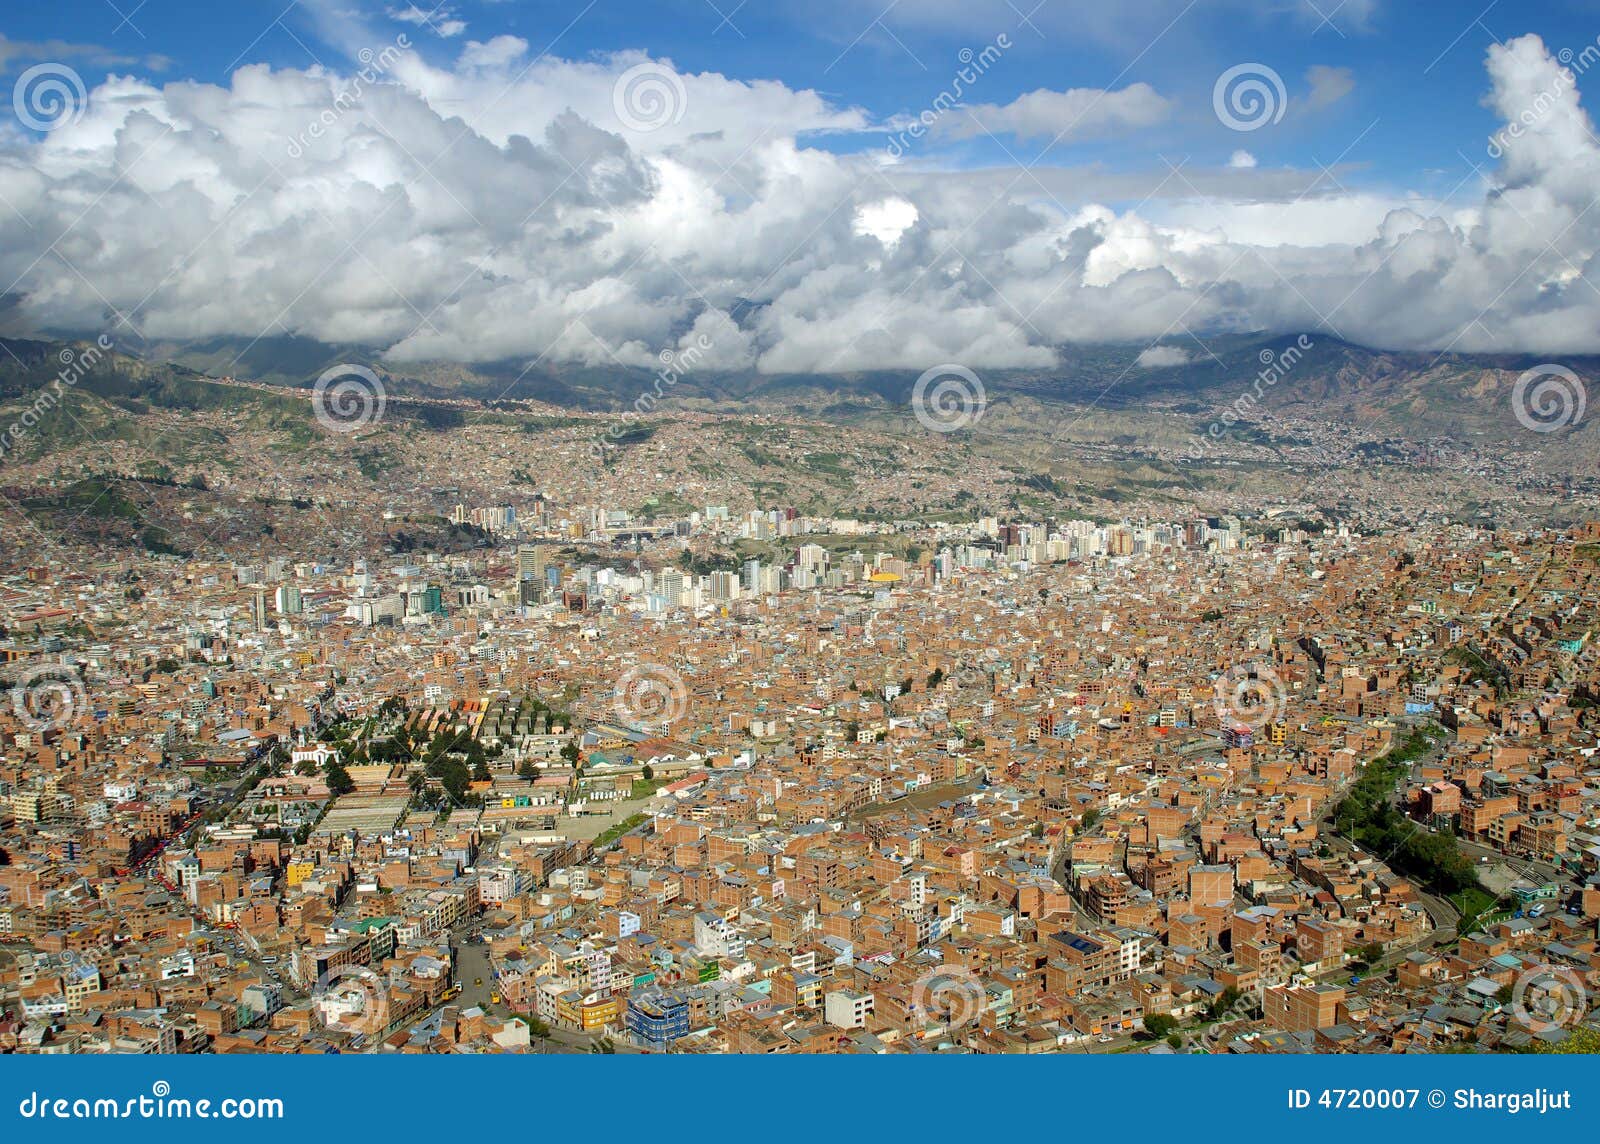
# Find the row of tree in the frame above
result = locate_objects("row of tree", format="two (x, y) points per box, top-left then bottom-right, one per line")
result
(1332, 728), (1482, 895)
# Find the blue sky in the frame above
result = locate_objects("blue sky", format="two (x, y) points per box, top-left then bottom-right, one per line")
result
(3, 2), (1600, 364)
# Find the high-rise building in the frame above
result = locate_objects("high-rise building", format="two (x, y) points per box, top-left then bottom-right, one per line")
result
(517, 544), (546, 583)
(797, 544), (828, 574)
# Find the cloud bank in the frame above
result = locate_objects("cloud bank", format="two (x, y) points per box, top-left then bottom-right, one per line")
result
(0, 33), (1595, 374)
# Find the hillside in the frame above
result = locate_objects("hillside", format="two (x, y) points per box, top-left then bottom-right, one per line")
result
(0, 333), (1592, 560)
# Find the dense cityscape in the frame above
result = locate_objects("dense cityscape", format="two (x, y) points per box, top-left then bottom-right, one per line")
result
(2, 489), (1597, 1054)
(3, 0), (1600, 1094)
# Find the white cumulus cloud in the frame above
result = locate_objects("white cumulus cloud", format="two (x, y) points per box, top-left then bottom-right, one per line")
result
(0, 33), (1597, 374)
(1135, 345), (1192, 368)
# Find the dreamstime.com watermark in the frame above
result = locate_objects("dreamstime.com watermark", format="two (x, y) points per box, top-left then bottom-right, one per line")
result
(1488, 37), (1600, 158)
(17, 1081), (284, 1120)
(884, 35), (1012, 159)
(1172, 983), (1267, 1053)
(0, 335), (113, 462)
(1185, 334), (1314, 460)
(590, 333), (714, 460)
(614, 662), (690, 729)
(287, 34), (412, 158)
(913, 655), (998, 733)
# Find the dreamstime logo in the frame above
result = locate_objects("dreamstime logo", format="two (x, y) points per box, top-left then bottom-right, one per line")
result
(1211, 662), (1286, 731)
(16, 1079), (285, 1119)
(613, 663), (690, 727)
(612, 63), (687, 132)
(1212, 63), (1286, 132)
(1511, 964), (1588, 1034)
(910, 965), (987, 1031)
(13, 62), (87, 131)
(11, 664), (87, 731)
(1510, 364), (1586, 433)
(311, 964), (391, 1042)
(911, 364), (986, 433)
(312, 364), (386, 433)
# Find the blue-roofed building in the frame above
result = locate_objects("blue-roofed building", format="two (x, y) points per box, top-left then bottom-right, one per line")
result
(626, 988), (690, 1049)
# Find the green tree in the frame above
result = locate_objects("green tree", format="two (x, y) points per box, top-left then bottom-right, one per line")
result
(1144, 1014), (1178, 1039)
(324, 760), (355, 796)
(1532, 1027), (1600, 1054)
(1207, 987), (1243, 1021)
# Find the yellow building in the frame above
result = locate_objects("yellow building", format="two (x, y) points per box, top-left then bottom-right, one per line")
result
(582, 992), (622, 1031)
(558, 989), (621, 1031)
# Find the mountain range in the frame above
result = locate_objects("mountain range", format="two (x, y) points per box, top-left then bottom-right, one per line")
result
(0, 328), (1593, 558)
